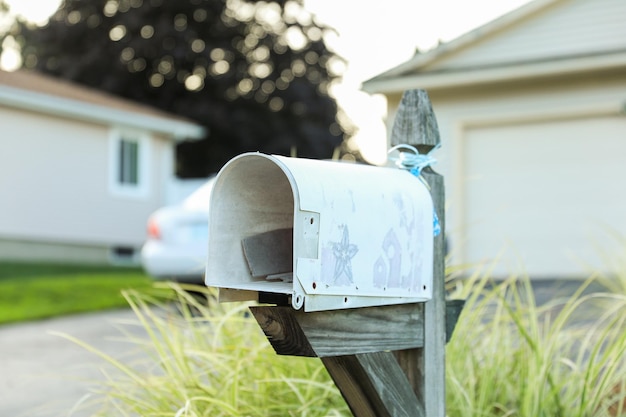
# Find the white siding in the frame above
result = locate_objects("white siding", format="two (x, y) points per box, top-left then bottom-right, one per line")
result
(429, 0), (626, 71)
(0, 107), (167, 247)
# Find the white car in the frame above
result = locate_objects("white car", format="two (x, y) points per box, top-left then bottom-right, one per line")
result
(140, 177), (215, 282)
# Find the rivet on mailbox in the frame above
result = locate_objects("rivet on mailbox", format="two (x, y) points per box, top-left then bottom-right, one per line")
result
(205, 152), (434, 312)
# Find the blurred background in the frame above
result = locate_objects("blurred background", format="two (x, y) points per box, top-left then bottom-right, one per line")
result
(1, 0), (624, 286)
(0, 0), (532, 166)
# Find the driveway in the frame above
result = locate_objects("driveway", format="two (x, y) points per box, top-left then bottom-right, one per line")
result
(0, 309), (146, 417)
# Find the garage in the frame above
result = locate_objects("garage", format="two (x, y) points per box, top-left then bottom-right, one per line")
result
(462, 116), (626, 278)
(363, 0), (626, 280)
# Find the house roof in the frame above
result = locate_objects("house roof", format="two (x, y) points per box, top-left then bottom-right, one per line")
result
(0, 69), (206, 139)
(362, 0), (626, 93)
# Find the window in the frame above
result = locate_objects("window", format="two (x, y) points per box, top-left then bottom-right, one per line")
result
(119, 139), (139, 185)
(109, 129), (150, 198)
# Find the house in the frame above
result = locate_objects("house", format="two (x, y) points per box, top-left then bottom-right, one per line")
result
(363, 0), (626, 279)
(0, 69), (205, 265)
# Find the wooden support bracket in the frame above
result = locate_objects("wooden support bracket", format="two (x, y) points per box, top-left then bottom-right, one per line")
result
(250, 303), (424, 357)
(322, 353), (424, 417)
(250, 299), (463, 358)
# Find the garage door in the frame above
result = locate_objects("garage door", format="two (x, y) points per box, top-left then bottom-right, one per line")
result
(463, 116), (626, 279)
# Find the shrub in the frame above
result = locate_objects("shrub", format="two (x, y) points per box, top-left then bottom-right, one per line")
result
(446, 270), (626, 417)
(61, 275), (626, 416)
(61, 284), (348, 417)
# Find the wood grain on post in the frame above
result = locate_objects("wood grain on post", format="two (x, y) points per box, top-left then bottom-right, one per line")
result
(250, 303), (425, 357)
(390, 89), (446, 417)
(251, 300), (460, 358)
(321, 353), (422, 417)
(390, 89), (440, 153)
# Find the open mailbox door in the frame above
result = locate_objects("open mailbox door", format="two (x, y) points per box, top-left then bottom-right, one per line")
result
(205, 153), (434, 312)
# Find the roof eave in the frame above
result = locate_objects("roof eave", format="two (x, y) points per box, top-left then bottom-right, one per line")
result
(362, 52), (626, 94)
(0, 85), (206, 140)
(364, 0), (564, 83)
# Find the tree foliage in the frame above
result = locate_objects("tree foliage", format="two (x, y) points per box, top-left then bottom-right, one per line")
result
(6, 0), (354, 176)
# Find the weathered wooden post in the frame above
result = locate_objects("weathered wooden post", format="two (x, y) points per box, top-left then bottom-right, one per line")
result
(205, 89), (456, 417)
(388, 89), (447, 417)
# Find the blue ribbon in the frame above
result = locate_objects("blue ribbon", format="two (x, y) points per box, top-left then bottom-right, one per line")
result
(388, 144), (441, 237)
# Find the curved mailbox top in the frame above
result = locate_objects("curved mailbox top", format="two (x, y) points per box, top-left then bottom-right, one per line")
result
(206, 153), (434, 311)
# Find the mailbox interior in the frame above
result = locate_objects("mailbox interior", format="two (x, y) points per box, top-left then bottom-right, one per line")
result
(206, 154), (298, 303)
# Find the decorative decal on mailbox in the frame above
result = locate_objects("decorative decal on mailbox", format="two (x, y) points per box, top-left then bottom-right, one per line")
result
(314, 184), (430, 297)
(394, 193), (415, 235)
(373, 229), (402, 289)
(331, 225), (358, 284)
(371, 191), (425, 291)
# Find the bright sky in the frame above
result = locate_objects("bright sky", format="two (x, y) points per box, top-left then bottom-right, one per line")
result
(3, 0), (532, 164)
(305, 0), (532, 163)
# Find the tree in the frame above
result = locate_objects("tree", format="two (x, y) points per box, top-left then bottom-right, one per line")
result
(6, 0), (355, 176)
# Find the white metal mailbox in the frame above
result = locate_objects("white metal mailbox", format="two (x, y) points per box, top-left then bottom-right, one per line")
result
(205, 152), (434, 312)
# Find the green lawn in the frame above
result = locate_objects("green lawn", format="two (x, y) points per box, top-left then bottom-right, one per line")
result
(0, 262), (154, 325)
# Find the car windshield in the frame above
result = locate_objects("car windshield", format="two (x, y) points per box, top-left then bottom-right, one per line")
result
(182, 177), (216, 211)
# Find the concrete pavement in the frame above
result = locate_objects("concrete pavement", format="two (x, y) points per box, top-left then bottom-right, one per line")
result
(0, 309), (146, 417)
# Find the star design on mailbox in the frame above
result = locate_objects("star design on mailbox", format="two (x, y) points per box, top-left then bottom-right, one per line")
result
(332, 225), (358, 284)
